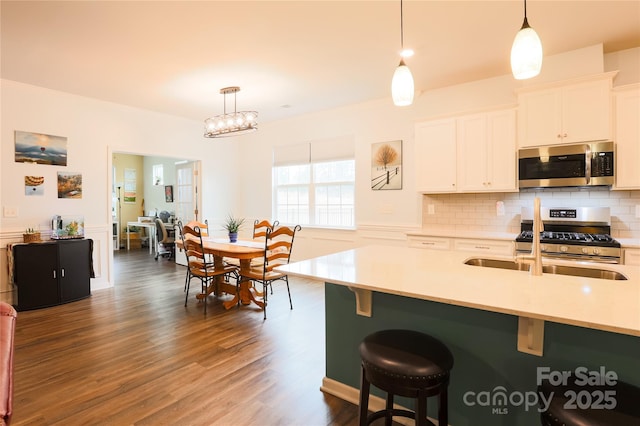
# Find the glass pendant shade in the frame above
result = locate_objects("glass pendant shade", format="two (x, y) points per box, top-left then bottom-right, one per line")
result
(511, 19), (543, 80)
(392, 60), (414, 106)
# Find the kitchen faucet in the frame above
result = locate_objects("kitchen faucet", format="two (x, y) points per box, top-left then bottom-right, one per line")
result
(516, 197), (543, 276)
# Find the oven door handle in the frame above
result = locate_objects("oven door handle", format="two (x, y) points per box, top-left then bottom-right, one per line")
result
(585, 144), (592, 184)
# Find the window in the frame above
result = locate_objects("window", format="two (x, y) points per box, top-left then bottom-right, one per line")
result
(152, 164), (163, 186)
(273, 137), (355, 228)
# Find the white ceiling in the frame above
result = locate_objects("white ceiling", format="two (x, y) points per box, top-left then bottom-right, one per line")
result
(2, 1), (639, 124)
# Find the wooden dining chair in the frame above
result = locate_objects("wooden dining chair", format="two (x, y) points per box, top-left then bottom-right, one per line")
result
(182, 223), (237, 315)
(227, 219), (281, 292)
(184, 220), (209, 236)
(252, 219), (279, 239)
(239, 224), (302, 319)
(225, 219), (280, 269)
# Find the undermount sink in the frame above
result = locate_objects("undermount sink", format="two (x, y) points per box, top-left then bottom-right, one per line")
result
(463, 258), (628, 280)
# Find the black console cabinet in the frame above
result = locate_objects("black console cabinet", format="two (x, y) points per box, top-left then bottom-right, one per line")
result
(13, 239), (92, 311)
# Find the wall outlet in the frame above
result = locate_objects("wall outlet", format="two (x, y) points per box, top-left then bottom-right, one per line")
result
(427, 204), (435, 215)
(3, 206), (17, 218)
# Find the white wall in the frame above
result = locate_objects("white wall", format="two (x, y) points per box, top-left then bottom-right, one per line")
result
(142, 155), (179, 217)
(2, 45), (639, 302)
(0, 80), (238, 301)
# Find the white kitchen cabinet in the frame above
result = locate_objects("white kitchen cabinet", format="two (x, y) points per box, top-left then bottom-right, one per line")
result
(453, 238), (514, 256)
(457, 109), (517, 192)
(415, 118), (457, 192)
(407, 235), (452, 251)
(623, 249), (640, 266)
(517, 72), (616, 147)
(613, 84), (640, 189)
(415, 108), (516, 193)
(407, 233), (514, 256)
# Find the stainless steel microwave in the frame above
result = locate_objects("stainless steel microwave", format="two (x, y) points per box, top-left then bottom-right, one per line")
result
(518, 141), (614, 188)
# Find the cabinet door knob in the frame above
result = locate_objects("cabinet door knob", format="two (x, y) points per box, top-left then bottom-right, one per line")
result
(61, 268), (65, 278)
(53, 270), (56, 279)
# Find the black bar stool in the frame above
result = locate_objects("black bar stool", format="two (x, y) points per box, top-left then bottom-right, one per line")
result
(358, 329), (454, 426)
(538, 375), (640, 425)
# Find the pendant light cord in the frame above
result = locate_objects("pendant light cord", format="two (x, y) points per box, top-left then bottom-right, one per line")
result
(400, 0), (404, 50)
(521, 0), (530, 29)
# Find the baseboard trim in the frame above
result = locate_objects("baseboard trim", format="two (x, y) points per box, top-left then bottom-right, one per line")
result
(320, 377), (442, 426)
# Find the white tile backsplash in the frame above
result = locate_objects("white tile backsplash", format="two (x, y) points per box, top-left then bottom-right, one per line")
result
(422, 189), (640, 238)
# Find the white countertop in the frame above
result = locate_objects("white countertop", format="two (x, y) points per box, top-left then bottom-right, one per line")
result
(278, 245), (640, 337)
(619, 238), (640, 249)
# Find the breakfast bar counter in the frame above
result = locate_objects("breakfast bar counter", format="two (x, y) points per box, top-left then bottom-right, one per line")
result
(277, 245), (640, 425)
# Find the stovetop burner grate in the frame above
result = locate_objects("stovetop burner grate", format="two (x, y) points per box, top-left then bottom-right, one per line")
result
(516, 230), (620, 247)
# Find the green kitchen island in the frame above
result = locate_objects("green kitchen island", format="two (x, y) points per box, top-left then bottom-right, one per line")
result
(277, 245), (640, 426)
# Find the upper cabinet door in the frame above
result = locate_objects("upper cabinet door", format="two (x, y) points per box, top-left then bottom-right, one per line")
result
(613, 84), (640, 190)
(518, 88), (563, 147)
(415, 118), (457, 193)
(456, 113), (487, 192)
(562, 79), (612, 143)
(517, 72), (615, 147)
(457, 109), (517, 192)
(486, 109), (517, 191)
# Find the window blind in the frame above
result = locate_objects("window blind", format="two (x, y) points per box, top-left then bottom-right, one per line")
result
(273, 135), (354, 166)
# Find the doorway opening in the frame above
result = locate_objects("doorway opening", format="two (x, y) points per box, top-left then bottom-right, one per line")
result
(109, 152), (201, 279)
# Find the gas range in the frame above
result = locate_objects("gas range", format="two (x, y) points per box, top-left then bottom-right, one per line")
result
(515, 207), (621, 263)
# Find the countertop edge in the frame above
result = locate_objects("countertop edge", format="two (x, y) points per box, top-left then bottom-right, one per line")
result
(278, 246), (640, 337)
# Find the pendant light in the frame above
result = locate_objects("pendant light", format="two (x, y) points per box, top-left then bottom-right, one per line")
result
(391, 0), (414, 106)
(511, 0), (543, 80)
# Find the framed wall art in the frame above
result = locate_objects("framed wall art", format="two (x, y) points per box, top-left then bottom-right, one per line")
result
(371, 140), (402, 190)
(124, 168), (136, 203)
(57, 172), (82, 198)
(15, 130), (68, 166)
(25, 176), (45, 196)
(165, 185), (174, 203)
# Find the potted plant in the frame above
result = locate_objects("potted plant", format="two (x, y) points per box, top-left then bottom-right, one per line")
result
(223, 214), (245, 243)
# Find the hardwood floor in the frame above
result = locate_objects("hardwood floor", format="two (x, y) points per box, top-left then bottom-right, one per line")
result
(11, 249), (361, 425)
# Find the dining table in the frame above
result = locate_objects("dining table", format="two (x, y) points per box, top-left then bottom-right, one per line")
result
(177, 237), (266, 310)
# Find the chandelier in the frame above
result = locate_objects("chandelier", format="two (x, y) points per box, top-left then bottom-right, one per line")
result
(204, 86), (258, 138)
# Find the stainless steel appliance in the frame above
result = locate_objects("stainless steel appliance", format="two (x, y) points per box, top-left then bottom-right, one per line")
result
(515, 206), (621, 263)
(518, 141), (614, 188)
